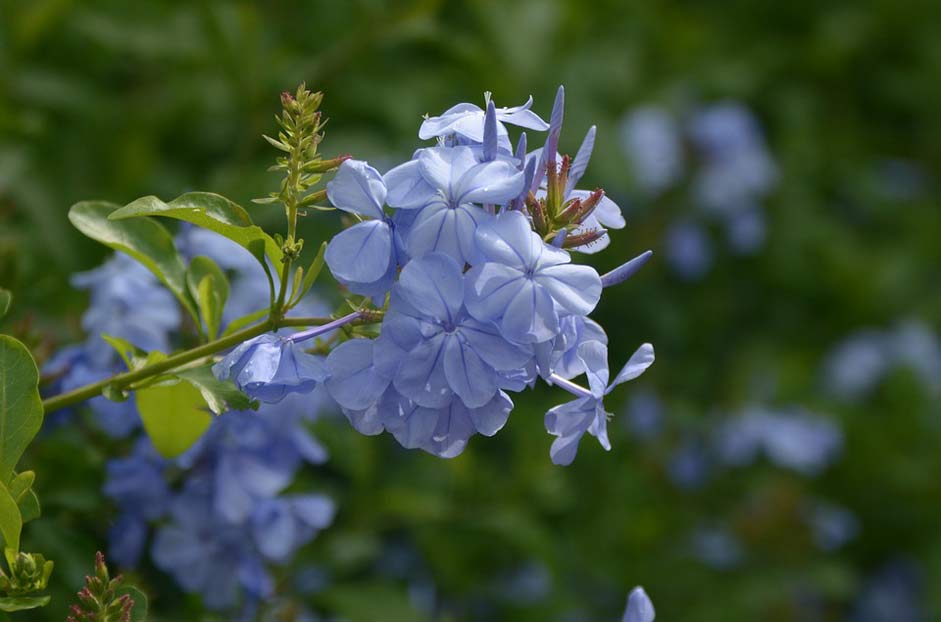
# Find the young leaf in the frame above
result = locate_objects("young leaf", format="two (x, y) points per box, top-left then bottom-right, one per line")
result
(117, 585), (148, 622)
(8, 472), (33, 502)
(109, 192), (284, 267)
(0, 482), (22, 552)
(175, 365), (257, 415)
(17, 490), (39, 524)
(101, 335), (145, 370)
(220, 308), (270, 338)
(186, 256), (230, 340)
(135, 380), (212, 458)
(0, 289), (10, 321)
(294, 241), (327, 304)
(0, 595), (50, 611)
(0, 336), (43, 484)
(68, 201), (199, 323)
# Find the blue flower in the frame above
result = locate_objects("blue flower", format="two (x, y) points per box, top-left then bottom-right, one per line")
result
(713, 407), (842, 476)
(324, 159), (399, 301)
(465, 210), (602, 344)
(664, 220), (713, 281)
(384, 146), (524, 265)
(545, 341), (655, 465)
(418, 94), (548, 150)
(382, 253), (531, 408)
(620, 106), (684, 195)
(251, 494), (335, 563)
(623, 586), (656, 622)
(213, 333), (326, 404)
(152, 476), (275, 610)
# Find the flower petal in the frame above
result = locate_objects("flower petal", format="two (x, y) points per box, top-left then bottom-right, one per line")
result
(325, 339), (392, 411)
(396, 253), (465, 323)
(607, 343), (655, 392)
(474, 209), (541, 268)
(393, 333), (452, 407)
(325, 220), (393, 284)
(384, 159), (439, 209)
(535, 263), (602, 316)
(443, 334), (497, 408)
(326, 159), (386, 219)
(464, 262), (526, 322)
(456, 160), (525, 205)
(501, 280), (560, 344)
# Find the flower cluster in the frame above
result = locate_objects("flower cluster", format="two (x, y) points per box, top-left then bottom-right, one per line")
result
(620, 102), (777, 279)
(47, 231), (337, 612)
(300, 88), (656, 464)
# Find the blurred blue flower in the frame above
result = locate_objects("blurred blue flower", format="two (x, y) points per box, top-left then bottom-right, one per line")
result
(465, 210), (602, 344)
(664, 220), (713, 281)
(714, 407), (842, 476)
(667, 439), (711, 490)
(852, 560), (925, 622)
(623, 389), (664, 441)
(690, 526), (744, 570)
(620, 106), (684, 195)
(807, 501), (860, 552)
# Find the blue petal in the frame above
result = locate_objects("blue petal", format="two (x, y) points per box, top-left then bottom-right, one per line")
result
(291, 494), (336, 529)
(576, 340), (610, 397)
(325, 219), (394, 285)
(252, 499), (297, 561)
(455, 160), (525, 205)
(544, 397), (596, 466)
(460, 318), (533, 370)
(474, 210), (540, 268)
(502, 280), (560, 344)
(468, 390), (513, 436)
(424, 401), (476, 458)
(419, 146), (478, 193)
(566, 125), (596, 194)
(325, 339), (392, 411)
(443, 333), (497, 408)
(326, 159), (386, 219)
(382, 394), (438, 449)
(393, 333), (452, 407)
(623, 587), (656, 622)
(535, 263), (602, 316)
(464, 262), (526, 322)
(607, 343), (656, 392)
(384, 159), (438, 209)
(396, 253), (465, 324)
(418, 103), (480, 139)
(407, 203), (487, 265)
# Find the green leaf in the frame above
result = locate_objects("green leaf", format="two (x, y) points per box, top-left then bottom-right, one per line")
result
(8, 472), (33, 502)
(296, 241), (327, 304)
(221, 308), (270, 338)
(187, 256), (229, 340)
(116, 585), (148, 622)
(101, 335), (145, 370)
(135, 380), (212, 458)
(175, 365), (256, 415)
(17, 490), (39, 524)
(0, 595), (50, 611)
(109, 192), (283, 267)
(0, 336), (43, 484)
(0, 289), (10, 321)
(0, 483), (22, 552)
(68, 201), (199, 323)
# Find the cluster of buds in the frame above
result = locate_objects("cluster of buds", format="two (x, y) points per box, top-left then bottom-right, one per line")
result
(0, 550), (53, 595)
(526, 154), (607, 249)
(66, 552), (135, 622)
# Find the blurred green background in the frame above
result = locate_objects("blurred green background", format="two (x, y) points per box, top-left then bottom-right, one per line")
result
(1, 0), (940, 620)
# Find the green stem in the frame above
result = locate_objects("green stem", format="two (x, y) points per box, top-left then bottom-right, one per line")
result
(41, 316), (338, 415)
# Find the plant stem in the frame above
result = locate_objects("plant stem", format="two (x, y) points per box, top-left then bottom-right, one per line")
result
(41, 316), (338, 415)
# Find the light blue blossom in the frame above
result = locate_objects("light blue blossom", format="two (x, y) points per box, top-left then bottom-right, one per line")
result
(324, 159), (399, 301)
(380, 253), (531, 408)
(419, 94), (548, 150)
(465, 210), (602, 344)
(545, 341), (655, 465)
(623, 586), (656, 622)
(385, 146), (524, 264)
(213, 333), (326, 404)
